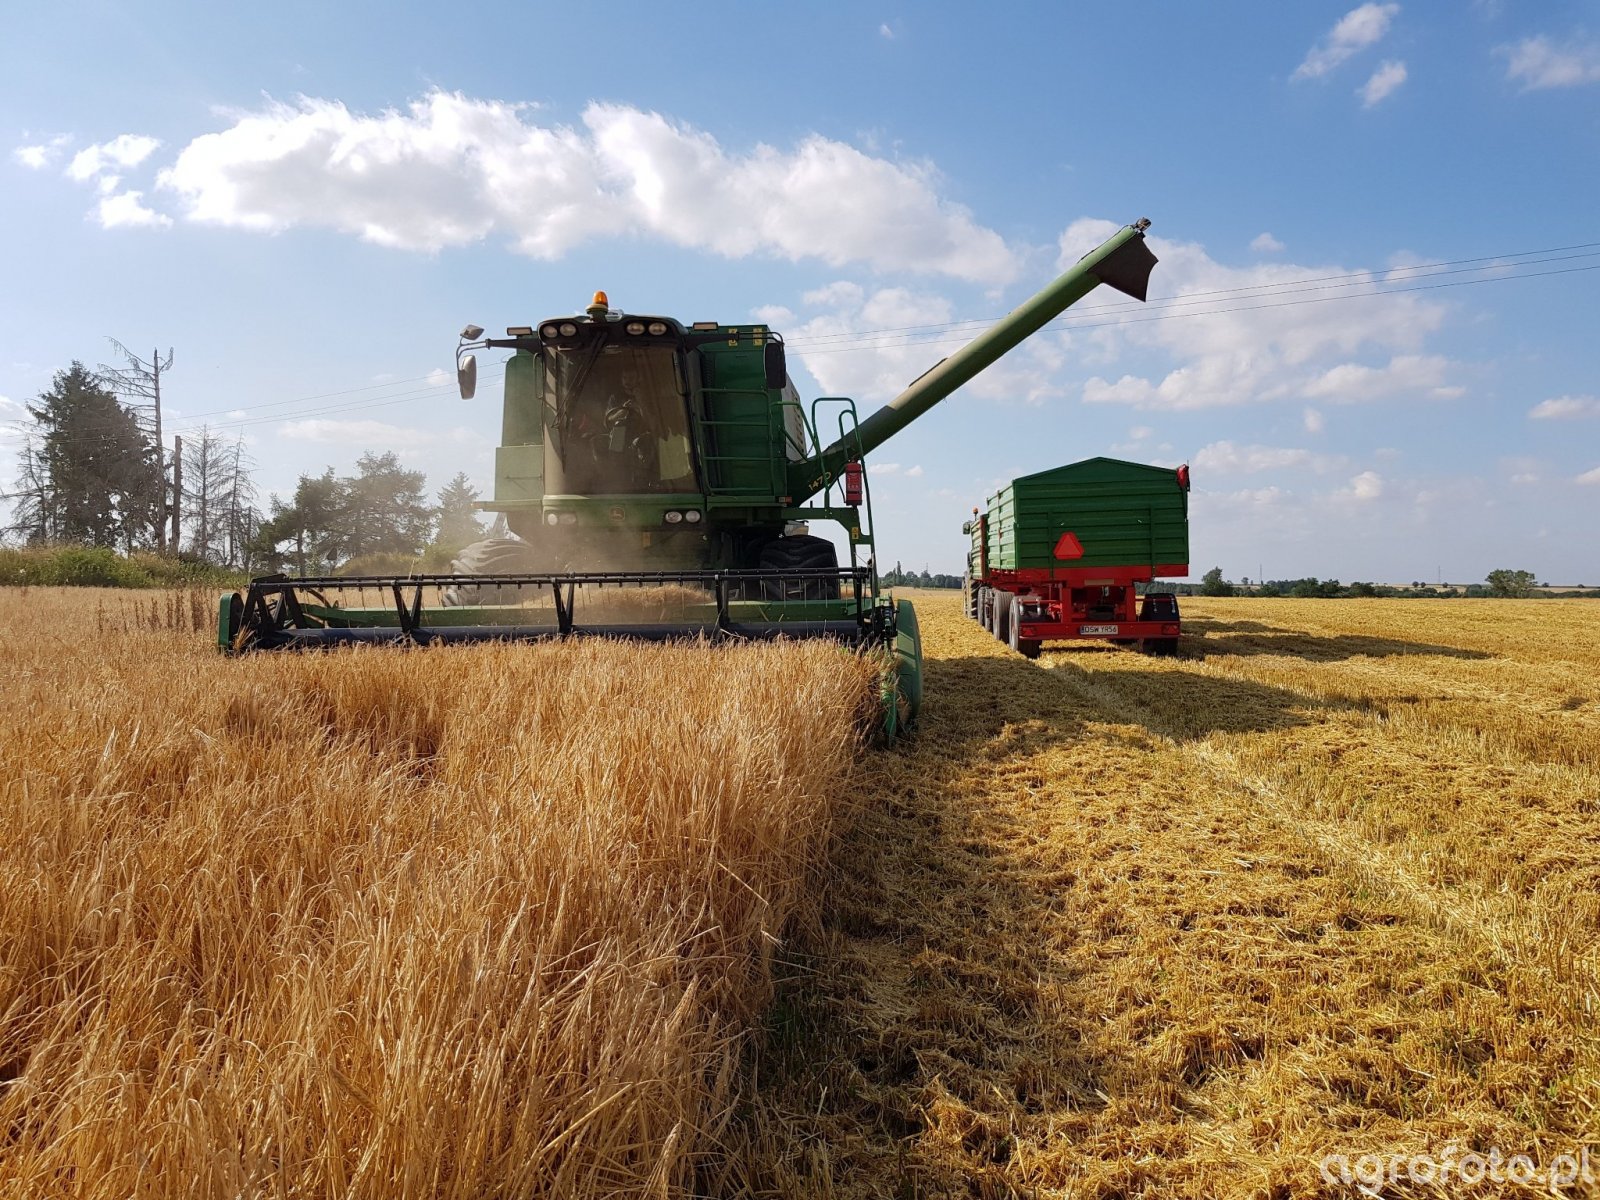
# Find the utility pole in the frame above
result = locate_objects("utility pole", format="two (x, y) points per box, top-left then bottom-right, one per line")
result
(97, 341), (175, 553)
(171, 434), (183, 552)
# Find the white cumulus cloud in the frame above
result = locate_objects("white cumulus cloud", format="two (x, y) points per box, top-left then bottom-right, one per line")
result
(786, 280), (1064, 406)
(1361, 60), (1408, 106)
(96, 190), (173, 229)
(1300, 354), (1458, 403)
(1066, 219), (1455, 412)
(67, 134), (161, 181)
(13, 135), (71, 169)
(1341, 470), (1385, 501)
(1577, 466), (1600, 486)
(1251, 232), (1285, 253)
(1500, 36), (1600, 90)
(1303, 406), (1326, 433)
(1529, 394), (1599, 419)
(1293, 4), (1400, 80)
(157, 92), (1018, 283)
(279, 418), (486, 448)
(1192, 441), (1341, 475)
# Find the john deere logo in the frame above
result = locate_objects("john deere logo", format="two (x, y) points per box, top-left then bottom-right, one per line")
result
(609, 506), (626, 523)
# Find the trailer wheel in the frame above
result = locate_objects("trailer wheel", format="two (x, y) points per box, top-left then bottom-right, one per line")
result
(991, 590), (1013, 645)
(1007, 605), (1042, 659)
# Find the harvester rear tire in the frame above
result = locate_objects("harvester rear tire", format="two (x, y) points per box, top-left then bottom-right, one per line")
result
(758, 535), (841, 600)
(440, 537), (542, 606)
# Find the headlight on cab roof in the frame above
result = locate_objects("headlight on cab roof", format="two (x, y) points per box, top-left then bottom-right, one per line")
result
(646, 321), (668, 335)
(625, 321), (646, 335)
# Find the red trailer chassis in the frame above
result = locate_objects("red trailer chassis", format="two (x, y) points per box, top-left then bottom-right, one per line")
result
(965, 563), (1185, 659)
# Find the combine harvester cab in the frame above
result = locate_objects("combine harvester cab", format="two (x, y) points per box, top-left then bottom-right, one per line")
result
(964, 457), (1190, 658)
(221, 222), (1161, 738)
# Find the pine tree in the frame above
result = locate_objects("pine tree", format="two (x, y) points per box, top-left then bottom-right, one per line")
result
(14, 363), (162, 548)
(255, 470), (346, 574)
(435, 472), (486, 551)
(342, 452), (435, 559)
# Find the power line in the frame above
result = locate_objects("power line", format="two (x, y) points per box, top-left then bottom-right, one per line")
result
(793, 258), (1600, 356)
(786, 245), (1600, 350)
(171, 368), (460, 423)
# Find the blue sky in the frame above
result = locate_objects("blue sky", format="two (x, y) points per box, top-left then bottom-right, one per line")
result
(3, 2), (1597, 583)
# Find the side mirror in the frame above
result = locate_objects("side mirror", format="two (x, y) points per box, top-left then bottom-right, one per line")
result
(457, 354), (477, 400)
(763, 342), (787, 391)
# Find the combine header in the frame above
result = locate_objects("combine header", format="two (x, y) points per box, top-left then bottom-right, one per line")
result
(221, 220), (1161, 736)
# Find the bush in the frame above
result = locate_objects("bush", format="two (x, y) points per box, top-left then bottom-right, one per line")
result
(0, 546), (246, 589)
(0, 546), (154, 587)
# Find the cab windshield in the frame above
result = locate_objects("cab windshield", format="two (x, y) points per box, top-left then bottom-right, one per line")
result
(545, 341), (695, 494)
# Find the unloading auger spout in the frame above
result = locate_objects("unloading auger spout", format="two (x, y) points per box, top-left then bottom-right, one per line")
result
(788, 219), (1158, 501)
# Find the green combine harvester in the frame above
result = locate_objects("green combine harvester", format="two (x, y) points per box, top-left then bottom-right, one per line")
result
(220, 219), (1159, 736)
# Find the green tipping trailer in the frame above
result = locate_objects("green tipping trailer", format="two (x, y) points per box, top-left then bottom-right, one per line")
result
(964, 457), (1191, 657)
(222, 221), (1161, 737)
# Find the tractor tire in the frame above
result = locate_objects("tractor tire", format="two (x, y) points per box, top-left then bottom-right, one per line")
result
(440, 537), (542, 606)
(758, 534), (841, 600)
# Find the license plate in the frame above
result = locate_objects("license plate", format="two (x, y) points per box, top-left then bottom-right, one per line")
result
(1080, 624), (1118, 636)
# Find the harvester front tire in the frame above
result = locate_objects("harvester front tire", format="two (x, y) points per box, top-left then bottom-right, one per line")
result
(758, 534), (841, 600)
(440, 537), (542, 606)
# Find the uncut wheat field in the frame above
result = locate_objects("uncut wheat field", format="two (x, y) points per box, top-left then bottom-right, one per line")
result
(2, 588), (1597, 1198)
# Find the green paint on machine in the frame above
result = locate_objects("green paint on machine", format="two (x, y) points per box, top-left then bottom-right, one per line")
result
(980, 458), (1190, 573)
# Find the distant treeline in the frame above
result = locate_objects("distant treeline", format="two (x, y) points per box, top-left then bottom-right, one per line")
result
(1180, 566), (1600, 599)
(881, 564), (963, 589)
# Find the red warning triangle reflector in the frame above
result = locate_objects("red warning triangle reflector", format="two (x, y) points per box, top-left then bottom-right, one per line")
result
(1053, 531), (1084, 560)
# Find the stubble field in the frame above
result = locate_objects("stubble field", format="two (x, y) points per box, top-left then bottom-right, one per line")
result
(737, 593), (1600, 1198)
(1, 587), (1596, 1198)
